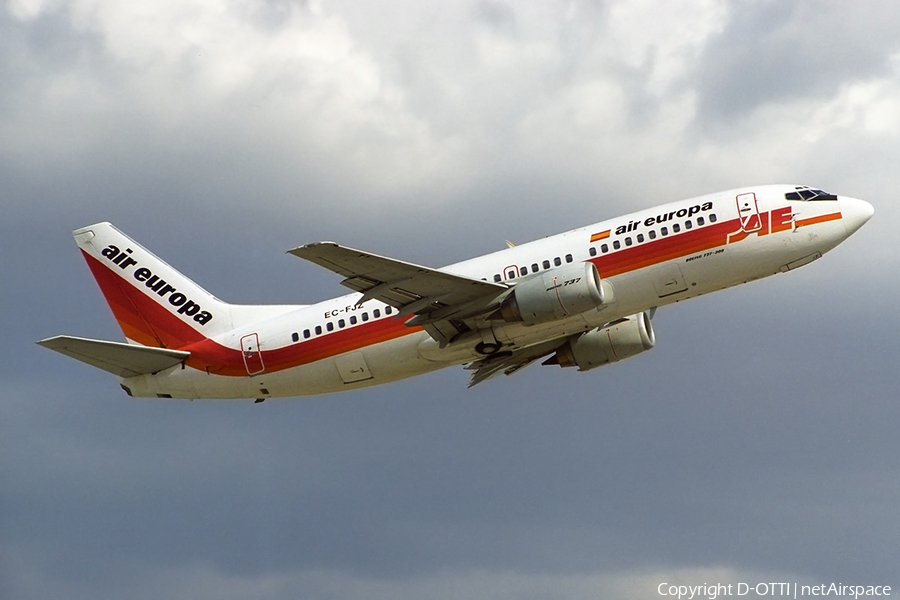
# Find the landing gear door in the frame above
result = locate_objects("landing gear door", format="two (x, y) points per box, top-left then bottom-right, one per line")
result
(736, 192), (762, 233)
(241, 333), (265, 376)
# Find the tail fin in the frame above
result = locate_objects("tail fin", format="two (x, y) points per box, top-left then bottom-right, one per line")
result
(74, 222), (232, 349)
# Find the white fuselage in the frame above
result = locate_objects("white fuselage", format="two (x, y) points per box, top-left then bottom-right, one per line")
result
(119, 185), (872, 399)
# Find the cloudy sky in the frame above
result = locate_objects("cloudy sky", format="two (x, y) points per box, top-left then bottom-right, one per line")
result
(2, 0), (898, 598)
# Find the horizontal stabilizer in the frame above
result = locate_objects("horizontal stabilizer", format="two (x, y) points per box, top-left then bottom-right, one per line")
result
(37, 335), (190, 378)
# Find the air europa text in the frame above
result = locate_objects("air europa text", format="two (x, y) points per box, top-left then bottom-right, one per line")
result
(100, 244), (214, 325)
(615, 201), (714, 235)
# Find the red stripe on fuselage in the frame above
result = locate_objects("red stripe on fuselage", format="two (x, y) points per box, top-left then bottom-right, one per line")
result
(796, 212), (841, 228)
(86, 208), (830, 379)
(83, 250), (421, 377)
(182, 317), (419, 377)
(589, 219), (735, 277)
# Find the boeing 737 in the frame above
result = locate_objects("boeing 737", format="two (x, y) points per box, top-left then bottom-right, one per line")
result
(39, 185), (873, 400)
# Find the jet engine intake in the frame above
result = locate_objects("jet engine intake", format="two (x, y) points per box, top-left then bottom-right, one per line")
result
(546, 312), (655, 371)
(493, 262), (607, 326)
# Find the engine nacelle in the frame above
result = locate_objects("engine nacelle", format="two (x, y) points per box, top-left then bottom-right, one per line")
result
(493, 262), (609, 326)
(548, 312), (655, 371)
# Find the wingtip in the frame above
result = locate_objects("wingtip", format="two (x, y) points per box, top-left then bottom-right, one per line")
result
(287, 241), (339, 256)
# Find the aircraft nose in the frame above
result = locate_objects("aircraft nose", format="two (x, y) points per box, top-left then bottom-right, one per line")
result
(840, 196), (874, 236)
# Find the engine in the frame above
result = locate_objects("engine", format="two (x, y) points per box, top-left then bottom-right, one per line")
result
(545, 312), (655, 371)
(492, 262), (610, 326)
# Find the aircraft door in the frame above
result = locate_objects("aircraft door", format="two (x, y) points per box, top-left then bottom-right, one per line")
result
(241, 333), (266, 375)
(334, 352), (373, 384)
(651, 263), (688, 298)
(736, 192), (762, 233)
(503, 265), (520, 280)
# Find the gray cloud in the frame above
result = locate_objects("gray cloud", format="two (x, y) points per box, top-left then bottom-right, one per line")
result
(694, 0), (900, 123)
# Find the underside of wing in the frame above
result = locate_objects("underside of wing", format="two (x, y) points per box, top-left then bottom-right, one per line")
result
(465, 338), (568, 387)
(288, 242), (509, 344)
(37, 335), (191, 378)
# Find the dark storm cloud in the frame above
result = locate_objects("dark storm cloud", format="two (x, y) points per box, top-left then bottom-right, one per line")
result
(5, 277), (899, 598)
(694, 0), (900, 123)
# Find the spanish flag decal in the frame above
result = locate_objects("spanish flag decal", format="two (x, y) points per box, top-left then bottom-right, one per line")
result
(590, 230), (610, 243)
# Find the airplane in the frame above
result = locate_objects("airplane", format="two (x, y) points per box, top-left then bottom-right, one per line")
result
(38, 185), (873, 401)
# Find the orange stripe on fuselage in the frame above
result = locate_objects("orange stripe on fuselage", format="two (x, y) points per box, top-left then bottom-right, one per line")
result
(795, 212), (842, 228)
(587, 207), (839, 278)
(180, 316), (419, 377)
(589, 219), (735, 277)
(83, 250), (422, 377)
(85, 207), (839, 379)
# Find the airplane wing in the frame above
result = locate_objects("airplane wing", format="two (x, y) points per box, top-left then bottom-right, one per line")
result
(464, 338), (567, 387)
(37, 335), (190, 378)
(288, 242), (510, 344)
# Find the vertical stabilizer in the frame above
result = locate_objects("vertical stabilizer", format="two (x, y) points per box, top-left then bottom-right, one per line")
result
(74, 222), (232, 349)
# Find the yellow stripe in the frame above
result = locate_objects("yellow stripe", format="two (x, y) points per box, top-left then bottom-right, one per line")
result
(590, 230), (610, 243)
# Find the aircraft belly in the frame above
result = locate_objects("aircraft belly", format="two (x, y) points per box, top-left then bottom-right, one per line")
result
(492, 316), (596, 347)
(126, 332), (441, 399)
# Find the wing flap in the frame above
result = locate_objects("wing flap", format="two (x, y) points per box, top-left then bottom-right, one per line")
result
(288, 242), (509, 344)
(38, 335), (190, 378)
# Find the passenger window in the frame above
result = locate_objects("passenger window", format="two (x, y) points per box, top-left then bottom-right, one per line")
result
(661, 227), (668, 236)
(350, 315), (357, 325)
(685, 220), (692, 230)
(373, 309), (381, 318)
(520, 266), (528, 275)
(613, 240), (621, 250)
(338, 319), (345, 328)
(673, 223), (681, 233)
(493, 274), (501, 282)
(507, 270), (515, 279)
(531, 263), (539, 272)
(601, 243), (609, 253)
(589, 247), (597, 257)
(362, 312), (369, 322)
(697, 216), (705, 226)
(554, 257), (561, 266)
(637, 233), (644, 243)
(292, 332), (299, 342)
(303, 329), (311, 339)
(543, 260), (551, 269)
(315, 325), (322, 335)
(385, 306), (393, 315)
(649, 230), (656, 239)
(709, 213), (717, 223)
(326, 322), (334, 332)
(625, 237), (632, 246)
(565, 254), (573, 263)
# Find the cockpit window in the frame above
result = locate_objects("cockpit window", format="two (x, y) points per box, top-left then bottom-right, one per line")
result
(785, 186), (838, 201)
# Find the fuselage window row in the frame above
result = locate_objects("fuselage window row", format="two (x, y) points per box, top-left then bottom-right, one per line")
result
(457, 212), (719, 297)
(594, 213), (717, 255)
(292, 306), (393, 344)
(493, 253), (576, 282)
